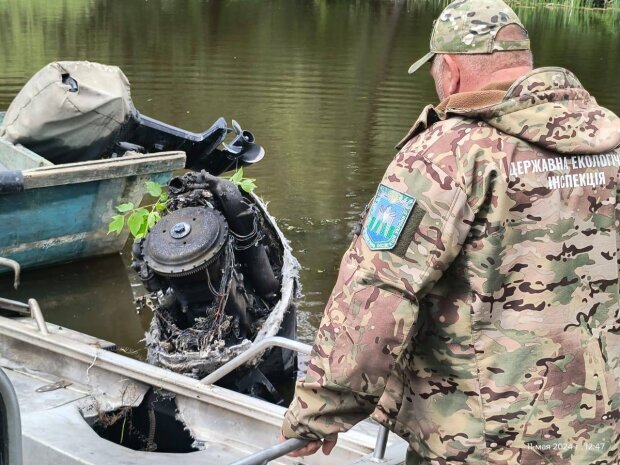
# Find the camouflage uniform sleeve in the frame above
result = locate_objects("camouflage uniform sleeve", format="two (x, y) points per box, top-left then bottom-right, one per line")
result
(282, 146), (475, 440)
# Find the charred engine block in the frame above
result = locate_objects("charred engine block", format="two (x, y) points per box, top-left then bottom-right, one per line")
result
(131, 171), (281, 347)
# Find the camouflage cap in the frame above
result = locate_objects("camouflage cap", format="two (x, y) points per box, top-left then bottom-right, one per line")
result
(408, 0), (530, 74)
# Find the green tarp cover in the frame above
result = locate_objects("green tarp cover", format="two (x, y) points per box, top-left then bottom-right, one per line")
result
(0, 61), (135, 164)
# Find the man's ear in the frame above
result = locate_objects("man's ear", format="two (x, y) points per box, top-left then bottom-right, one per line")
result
(443, 55), (460, 96)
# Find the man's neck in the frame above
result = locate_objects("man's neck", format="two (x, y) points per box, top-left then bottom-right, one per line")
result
(464, 66), (532, 93)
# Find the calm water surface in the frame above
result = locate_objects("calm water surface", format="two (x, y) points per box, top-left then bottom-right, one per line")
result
(0, 0), (618, 350)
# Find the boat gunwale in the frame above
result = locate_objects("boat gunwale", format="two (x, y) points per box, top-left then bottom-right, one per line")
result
(20, 150), (186, 190)
(0, 313), (378, 453)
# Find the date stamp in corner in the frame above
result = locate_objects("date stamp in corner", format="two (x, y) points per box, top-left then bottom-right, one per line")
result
(525, 441), (608, 452)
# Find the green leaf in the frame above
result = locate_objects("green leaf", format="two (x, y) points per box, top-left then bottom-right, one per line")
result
(135, 221), (149, 239)
(229, 167), (244, 184)
(108, 215), (125, 235)
(155, 202), (168, 212)
(128, 209), (149, 237)
(147, 211), (161, 229)
(145, 181), (163, 198)
(239, 179), (257, 193)
(116, 202), (134, 213)
(159, 192), (169, 202)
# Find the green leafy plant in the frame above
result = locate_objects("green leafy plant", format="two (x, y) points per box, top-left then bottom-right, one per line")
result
(108, 169), (258, 239)
(108, 181), (169, 239)
(229, 167), (257, 193)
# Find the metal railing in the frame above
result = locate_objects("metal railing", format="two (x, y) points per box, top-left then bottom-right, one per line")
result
(0, 257), (49, 335)
(228, 438), (310, 465)
(202, 336), (391, 465)
(372, 425), (390, 460)
(0, 296), (49, 336)
(201, 336), (311, 385)
(0, 258), (20, 290)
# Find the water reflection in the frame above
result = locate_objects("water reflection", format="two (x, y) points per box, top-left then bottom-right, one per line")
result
(0, 0), (617, 347)
(0, 254), (151, 357)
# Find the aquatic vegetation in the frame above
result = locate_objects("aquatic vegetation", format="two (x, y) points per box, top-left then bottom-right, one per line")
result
(228, 167), (257, 194)
(108, 181), (168, 239)
(515, 2), (620, 34)
(511, 0), (617, 8)
(408, 0), (618, 9)
(406, 0), (620, 49)
(108, 169), (258, 239)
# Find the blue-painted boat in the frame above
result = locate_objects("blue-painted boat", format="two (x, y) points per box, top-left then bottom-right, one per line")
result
(0, 118), (186, 271)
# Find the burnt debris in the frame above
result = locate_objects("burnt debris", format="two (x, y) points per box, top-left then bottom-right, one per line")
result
(132, 171), (298, 402)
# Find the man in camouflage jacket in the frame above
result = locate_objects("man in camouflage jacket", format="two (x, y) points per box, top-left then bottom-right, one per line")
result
(281, 1), (620, 464)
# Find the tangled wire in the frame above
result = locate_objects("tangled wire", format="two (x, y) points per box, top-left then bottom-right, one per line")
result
(154, 239), (237, 354)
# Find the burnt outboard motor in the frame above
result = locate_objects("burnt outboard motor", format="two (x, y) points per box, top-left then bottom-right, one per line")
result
(132, 171), (298, 404)
(137, 205), (260, 342)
